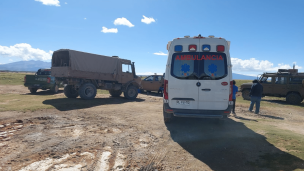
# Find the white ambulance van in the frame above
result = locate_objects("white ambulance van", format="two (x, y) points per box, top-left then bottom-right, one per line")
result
(163, 35), (233, 122)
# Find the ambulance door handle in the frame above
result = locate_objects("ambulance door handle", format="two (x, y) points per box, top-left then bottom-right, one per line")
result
(201, 89), (211, 91)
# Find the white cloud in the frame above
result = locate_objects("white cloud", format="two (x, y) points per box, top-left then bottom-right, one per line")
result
(141, 15), (155, 24)
(84, 18), (87, 20)
(114, 17), (134, 27)
(35, 0), (60, 6)
(153, 51), (167, 56)
(137, 72), (163, 76)
(231, 58), (302, 72)
(101, 27), (118, 33)
(65, 2), (67, 4)
(0, 43), (53, 61)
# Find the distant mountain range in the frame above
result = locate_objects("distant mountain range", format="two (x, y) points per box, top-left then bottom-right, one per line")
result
(0, 60), (51, 72)
(0, 60), (256, 80)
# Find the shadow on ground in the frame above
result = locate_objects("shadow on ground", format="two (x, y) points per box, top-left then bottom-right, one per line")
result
(139, 91), (163, 97)
(23, 90), (64, 95)
(165, 118), (304, 171)
(262, 99), (304, 108)
(43, 96), (145, 111)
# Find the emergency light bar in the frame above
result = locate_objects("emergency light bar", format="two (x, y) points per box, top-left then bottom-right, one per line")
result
(217, 45), (225, 52)
(202, 45), (210, 52)
(175, 45), (183, 52)
(189, 45), (197, 51)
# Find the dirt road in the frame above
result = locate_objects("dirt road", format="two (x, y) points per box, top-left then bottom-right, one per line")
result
(1, 86), (304, 171)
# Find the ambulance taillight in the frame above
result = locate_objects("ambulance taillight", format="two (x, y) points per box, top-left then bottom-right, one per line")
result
(164, 80), (168, 100)
(217, 45), (225, 52)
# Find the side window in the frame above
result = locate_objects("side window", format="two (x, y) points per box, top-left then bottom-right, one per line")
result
(144, 76), (154, 81)
(155, 76), (162, 81)
(261, 77), (272, 84)
(289, 77), (303, 84)
(122, 64), (131, 73)
(275, 77), (287, 84)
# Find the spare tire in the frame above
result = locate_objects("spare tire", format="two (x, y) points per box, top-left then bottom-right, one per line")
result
(109, 89), (122, 97)
(79, 83), (97, 100)
(124, 85), (138, 100)
(64, 85), (79, 98)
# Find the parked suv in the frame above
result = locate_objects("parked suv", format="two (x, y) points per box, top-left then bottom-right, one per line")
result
(140, 75), (164, 93)
(241, 69), (304, 105)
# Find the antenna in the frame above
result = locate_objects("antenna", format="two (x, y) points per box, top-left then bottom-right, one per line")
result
(293, 63), (295, 69)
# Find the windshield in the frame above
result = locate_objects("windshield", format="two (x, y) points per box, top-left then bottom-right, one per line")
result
(171, 52), (227, 80)
(37, 70), (51, 75)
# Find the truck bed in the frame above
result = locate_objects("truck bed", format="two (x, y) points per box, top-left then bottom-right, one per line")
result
(51, 67), (116, 80)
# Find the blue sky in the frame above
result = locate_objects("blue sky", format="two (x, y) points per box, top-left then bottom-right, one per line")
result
(0, 0), (303, 76)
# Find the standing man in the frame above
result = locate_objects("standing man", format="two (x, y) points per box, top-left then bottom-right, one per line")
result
(249, 79), (263, 114)
(232, 80), (238, 115)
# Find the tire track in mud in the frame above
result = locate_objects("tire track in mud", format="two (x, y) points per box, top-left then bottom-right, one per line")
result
(0, 109), (172, 171)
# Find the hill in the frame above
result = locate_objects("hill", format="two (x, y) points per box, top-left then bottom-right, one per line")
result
(0, 60), (257, 80)
(0, 60), (51, 71)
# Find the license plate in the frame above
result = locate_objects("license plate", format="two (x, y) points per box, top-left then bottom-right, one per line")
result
(34, 84), (40, 87)
(176, 100), (190, 106)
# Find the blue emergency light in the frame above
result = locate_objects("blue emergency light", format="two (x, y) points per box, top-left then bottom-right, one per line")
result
(175, 45), (183, 52)
(202, 45), (210, 51)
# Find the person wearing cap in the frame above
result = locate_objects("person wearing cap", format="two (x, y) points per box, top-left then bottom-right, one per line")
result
(249, 79), (263, 114)
(232, 80), (238, 115)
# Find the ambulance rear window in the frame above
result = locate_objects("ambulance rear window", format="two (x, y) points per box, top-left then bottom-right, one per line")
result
(171, 52), (227, 80)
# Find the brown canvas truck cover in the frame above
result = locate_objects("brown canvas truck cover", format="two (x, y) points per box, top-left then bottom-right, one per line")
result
(51, 49), (131, 82)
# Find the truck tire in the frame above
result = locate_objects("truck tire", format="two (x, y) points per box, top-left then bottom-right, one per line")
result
(79, 83), (97, 100)
(64, 85), (79, 98)
(51, 84), (59, 94)
(286, 93), (302, 105)
(109, 89), (122, 97)
(124, 85), (138, 100)
(242, 89), (251, 100)
(30, 88), (38, 94)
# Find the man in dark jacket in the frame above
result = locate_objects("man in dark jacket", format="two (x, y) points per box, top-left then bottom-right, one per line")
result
(249, 79), (263, 114)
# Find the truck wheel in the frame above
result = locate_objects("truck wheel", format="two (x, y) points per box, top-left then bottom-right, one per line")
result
(163, 104), (173, 123)
(242, 89), (251, 100)
(64, 85), (79, 98)
(286, 93), (302, 105)
(79, 83), (97, 100)
(124, 85), (138, 100)
(109, 89), (122, 97)
(52, 84), (59, 94)
(30, 88), (38, 94)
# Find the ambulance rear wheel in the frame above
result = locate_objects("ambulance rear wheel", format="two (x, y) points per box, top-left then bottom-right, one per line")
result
(163, 104), (173, 123)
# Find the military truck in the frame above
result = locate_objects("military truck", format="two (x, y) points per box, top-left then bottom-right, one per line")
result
(240, 69), (304, 104)
(24, 69), (61, 94)
(51, 49), (141, 100)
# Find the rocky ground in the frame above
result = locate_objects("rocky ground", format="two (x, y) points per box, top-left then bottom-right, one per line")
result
(0, 85), (304, 171)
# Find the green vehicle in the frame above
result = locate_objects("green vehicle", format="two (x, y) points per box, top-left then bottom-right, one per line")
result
(24, 69), (63, 94)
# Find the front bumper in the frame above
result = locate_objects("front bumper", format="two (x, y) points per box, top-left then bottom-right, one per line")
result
(163, 103), (232, 119)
